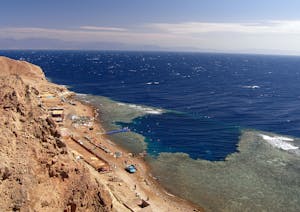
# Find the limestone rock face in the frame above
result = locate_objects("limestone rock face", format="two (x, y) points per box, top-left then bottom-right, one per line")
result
(0, 57), (112, 211)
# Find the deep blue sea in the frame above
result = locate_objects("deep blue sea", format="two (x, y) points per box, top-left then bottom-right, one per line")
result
(2, 50), (300, 161)
(3, 50), (300, 210)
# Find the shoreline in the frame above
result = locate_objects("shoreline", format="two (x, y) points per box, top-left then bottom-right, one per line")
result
(3, 55), (300, 211)
(72, 93), (203, 211)
(36, 73), (203, 210)
(0, 56), (202, 211)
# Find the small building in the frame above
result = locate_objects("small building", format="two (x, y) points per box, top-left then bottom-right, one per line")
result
(49, 107), (64, 122)
(89, 157), (110, 172)
(39, 92), (55, 99)
(71, 115), (94, 128)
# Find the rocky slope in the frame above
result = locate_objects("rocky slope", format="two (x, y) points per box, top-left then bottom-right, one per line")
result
(0, 56), (112, 211)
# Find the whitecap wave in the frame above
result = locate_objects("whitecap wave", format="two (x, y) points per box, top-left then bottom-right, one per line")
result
(242, 85), (260, 89)
(259, 134), (299, 150)
(117, 103), (163, 115)
(146, 81), (160, 85)
(87, 57), (100, 61)
(76, 93), (88, 97)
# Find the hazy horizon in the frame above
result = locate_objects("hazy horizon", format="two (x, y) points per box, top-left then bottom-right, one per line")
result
(1, 0), (300, 55)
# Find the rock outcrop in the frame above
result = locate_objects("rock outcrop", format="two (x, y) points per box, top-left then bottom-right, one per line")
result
(0, 56), (45, 80)
(0, 56), (112, 211)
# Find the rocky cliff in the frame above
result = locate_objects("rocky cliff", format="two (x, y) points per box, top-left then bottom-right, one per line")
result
(0, 56), (112, 211)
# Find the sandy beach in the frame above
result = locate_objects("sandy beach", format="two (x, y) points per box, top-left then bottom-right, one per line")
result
(0, 56), (202, 211)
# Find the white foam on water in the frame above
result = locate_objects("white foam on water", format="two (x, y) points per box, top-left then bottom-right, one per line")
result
(87, 57), (100, 61)
(117, 103), (163, 115)
(146, 81), (160, 85)
(76, 93), (88, 97)
(242, 85), (260, 89)
(259, 134), (298, 150)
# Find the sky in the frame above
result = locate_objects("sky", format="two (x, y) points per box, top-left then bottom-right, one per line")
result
(1, 0), (300, 54)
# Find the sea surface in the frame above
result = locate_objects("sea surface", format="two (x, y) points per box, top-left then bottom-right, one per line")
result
(1, 50), (300, 211)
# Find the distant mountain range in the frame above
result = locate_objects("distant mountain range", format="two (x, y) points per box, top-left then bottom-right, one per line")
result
(0, 38), (299, 56)
(0, 38), (168, 51)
